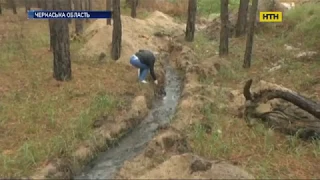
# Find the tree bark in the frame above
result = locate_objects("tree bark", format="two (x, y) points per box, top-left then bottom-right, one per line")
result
(130, 0), (137, 18)
(67, 0), (72, 24)
(51, 0), (72, 81)
(41, 0), (48, 10)
(47, 0), (55, 51)
(111, 0), (122, 60)
(243, 0), (258, 68)
(36, 0), (41, 8)
(243, 79), (320, 140)
(219, 0), (229, 57)
(73, 0), (84, 35)
(235, 0), (249, 37)
(24, 0), (30, 13)
(88, 0), (92, 10)
(8, 0), (17, 14)
(0, 2), (2, 15)
(244, 79), (320, 119)
(185, 0), (197, 42)
(106, 0), (112, 25)
(84, 0), (89, 22)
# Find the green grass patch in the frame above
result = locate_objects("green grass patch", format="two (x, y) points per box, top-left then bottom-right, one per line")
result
(0, 18), (146, 177)
(187, 12), (320, 177)
(197, 0), (240, 16)
(0, 91), (117, 177)
(284, 3), (320, 50)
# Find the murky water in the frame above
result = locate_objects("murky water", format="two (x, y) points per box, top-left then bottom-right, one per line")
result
(75, 64), (182, 179)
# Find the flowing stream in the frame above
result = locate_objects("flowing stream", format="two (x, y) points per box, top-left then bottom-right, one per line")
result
(75, 63), (182, 179)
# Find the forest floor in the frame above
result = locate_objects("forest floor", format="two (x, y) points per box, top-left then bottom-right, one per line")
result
(0, 7), (158, 177)
(116, 1), (320, 179)
(0, 0), (320, 179)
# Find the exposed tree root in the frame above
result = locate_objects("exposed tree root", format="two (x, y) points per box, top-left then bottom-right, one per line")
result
(243, 79), (320, 140)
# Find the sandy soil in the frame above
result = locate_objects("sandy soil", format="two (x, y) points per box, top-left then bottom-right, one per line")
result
(112, 13), (255, 178)
(76, 10), (254, 179)
(80, 11), (184, 62)
(34, 5), (315, 178)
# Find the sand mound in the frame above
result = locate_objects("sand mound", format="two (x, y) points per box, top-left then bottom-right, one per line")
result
(138, 153), (254, 179)
(117, 127), (253, 179)
(80, 11), (184, 64)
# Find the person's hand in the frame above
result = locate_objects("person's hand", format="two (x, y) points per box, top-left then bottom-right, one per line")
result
(154, 80), (158, 85)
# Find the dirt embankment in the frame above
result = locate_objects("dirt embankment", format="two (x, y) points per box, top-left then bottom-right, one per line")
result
(80, 11), (184, 61)
(115, 33), (255, 179)
(115, 3), (320, 179)
(30, 11), (184, 179)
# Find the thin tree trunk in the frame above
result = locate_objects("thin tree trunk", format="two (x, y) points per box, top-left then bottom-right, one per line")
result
(49, 20), (55, 51)
(243, 0), (259, 68)
(51, 0), (72, 81)
(235, 0), (249, 37)
(130, 0), (137, 18)
(111, 0), (122, 60)
(24, 0), (30, 13)
(42, 1), (48, 10)
(67, 0), (72, 24)
(0, 2), (2, 15)
(84, 0), (89, 22)
(36, 0), (41, 8)
(47, 0), (55, 51)
(84, 0), (88, 10)
(9, 0), (17, 14)
(106, 0), (112, 25)
(74, 0), (84, 35)
(185, 0), (197, 42)
(88, 0), (92, 10)
(219, 0), (229, 57)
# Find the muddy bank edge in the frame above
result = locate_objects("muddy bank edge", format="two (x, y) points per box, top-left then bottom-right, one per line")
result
(29, 86), (155, 178)
(115, 37), (255, 179)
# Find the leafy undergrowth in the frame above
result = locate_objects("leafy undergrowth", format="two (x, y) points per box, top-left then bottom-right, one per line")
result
(0, 9), (152, 177)
(187, 3), (320, 179)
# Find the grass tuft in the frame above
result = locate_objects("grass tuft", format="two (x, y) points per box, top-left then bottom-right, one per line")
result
(0, 9), (153, 177)
(187, 2), (320, 178)
(284, 3), (320, 50)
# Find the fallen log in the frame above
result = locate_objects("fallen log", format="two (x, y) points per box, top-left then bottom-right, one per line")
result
(243, 79), (320, 140)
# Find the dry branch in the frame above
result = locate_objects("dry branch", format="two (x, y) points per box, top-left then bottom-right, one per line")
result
(243, 79), (320, 140)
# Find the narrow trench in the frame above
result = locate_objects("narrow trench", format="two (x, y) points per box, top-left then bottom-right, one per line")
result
(75, 61), (183, 179)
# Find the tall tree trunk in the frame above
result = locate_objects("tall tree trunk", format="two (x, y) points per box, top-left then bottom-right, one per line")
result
(84, 0), (89, 22)
(36, 0), (41, 8)
(185, 0), (197, 42)
(8, 0), (17, 14)
(88, 0), (92, 10)
(243, 0), (258, 68)
(67, 0), (72, 24)
(47, 0), (55, 51)
(49, 20), (55, 51)
(219, 0), (229, 57)
(106, 0), (112, 25)
(42, 1), (48, 10)
(111, 0), (122, 60)
(84, 0), (88, 10)
(81, 0), (85, 10)
(0, 2), (2, 15)
(51, 0), (72, 81)
(74, 0), (83, 35)
(235, 0), (249, 37)
(130, 0), (137, 18)
(24, 0), (30, 13)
